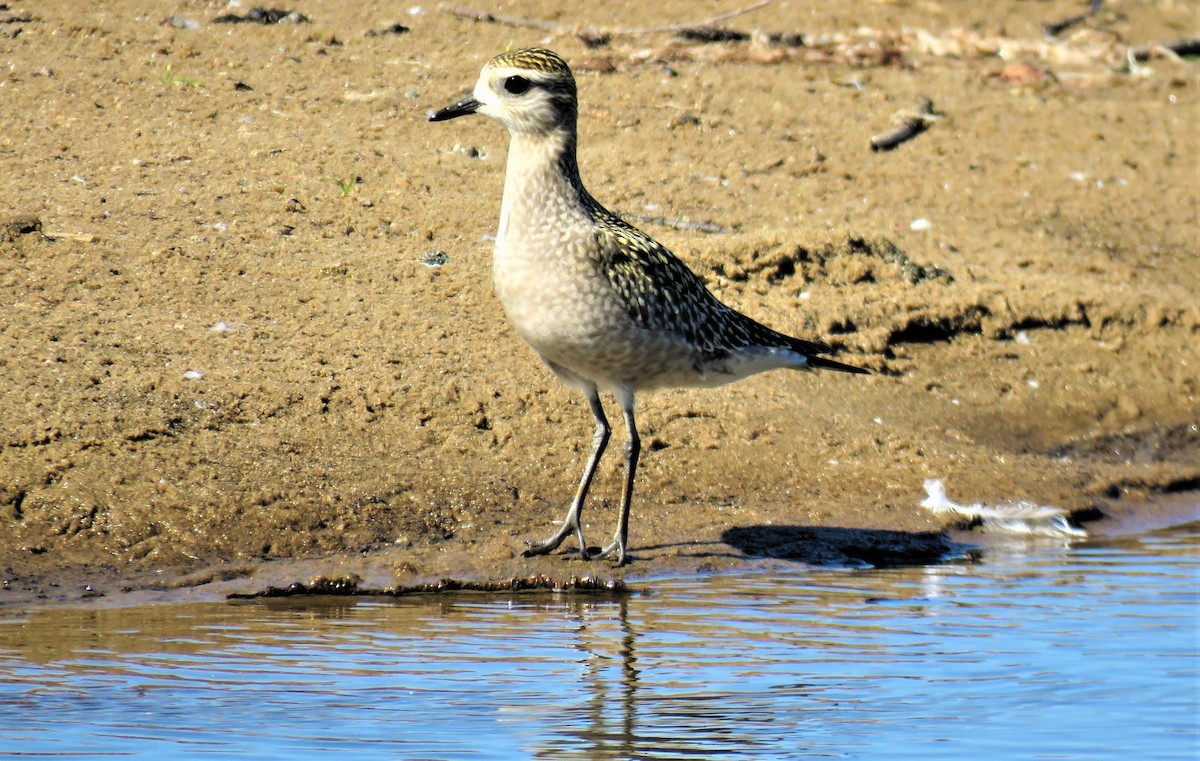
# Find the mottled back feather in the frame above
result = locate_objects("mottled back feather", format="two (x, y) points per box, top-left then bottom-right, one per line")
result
(586, 205), (835, 361)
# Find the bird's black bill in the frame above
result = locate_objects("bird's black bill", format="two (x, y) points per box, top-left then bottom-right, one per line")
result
(428, 97), (481, 122)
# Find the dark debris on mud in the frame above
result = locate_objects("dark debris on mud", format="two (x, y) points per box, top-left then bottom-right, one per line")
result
(212, 7), (309, 25)
(227, 573), (631, 600)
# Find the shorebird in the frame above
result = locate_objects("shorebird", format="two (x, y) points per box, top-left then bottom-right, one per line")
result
(430, 48), (867, 565)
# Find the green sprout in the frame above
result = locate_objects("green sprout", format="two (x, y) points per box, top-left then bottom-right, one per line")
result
(161, 64), (203, 89)
(328, 173), (359, 197)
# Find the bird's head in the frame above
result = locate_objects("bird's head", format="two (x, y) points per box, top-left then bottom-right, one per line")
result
(429, 48), (578, 137)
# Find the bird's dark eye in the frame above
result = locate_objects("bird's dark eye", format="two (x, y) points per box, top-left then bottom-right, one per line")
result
(503, 75), (531, 95)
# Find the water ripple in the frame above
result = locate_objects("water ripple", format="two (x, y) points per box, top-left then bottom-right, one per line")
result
(1, 523), (1196, 760)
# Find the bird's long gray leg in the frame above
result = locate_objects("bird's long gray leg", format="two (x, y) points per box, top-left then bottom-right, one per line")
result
(523, 388), (610, 559)
(595, 391), (638, 566)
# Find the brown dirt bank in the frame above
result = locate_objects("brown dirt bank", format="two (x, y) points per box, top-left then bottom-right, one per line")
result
(1, 1), (1197, 606)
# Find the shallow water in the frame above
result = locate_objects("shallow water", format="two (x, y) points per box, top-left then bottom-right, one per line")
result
(1, 523), (1196, 760)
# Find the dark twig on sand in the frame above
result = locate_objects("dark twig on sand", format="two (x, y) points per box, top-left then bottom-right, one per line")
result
(442, 0), (772, 41)
(619, 0), (773, 36)
(441, 6), (556, 32)
(1130, 37), (1200, 62)
(675, 27), (808, 48)
(675, 27), (751, 44)
(621, 213), (729, 234)
(213, 7), (309, 24)
(1043, 0), (1102, 38)
(870, 97), (941, 153)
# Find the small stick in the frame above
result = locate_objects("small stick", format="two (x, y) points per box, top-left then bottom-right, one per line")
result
(442, 0), (773, 40)
(43, 231), (97, 243)
(441, 6), (557, 32)
(1043, 0), (1102, 38)
(1130, 37), (1200, 62)
(621, 213), (729, 234)
(1043, 13), (1088, 38)
(870, 97), (940, 153)
(616, 0), (773, 36)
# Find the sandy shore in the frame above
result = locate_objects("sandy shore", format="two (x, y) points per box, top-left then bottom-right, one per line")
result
(1, 0), (1197, 606)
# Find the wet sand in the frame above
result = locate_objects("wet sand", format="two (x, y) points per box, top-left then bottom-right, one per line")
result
(1, 0), (1197, 606)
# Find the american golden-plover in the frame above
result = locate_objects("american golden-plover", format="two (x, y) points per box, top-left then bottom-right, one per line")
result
(430, 48), (867, 566)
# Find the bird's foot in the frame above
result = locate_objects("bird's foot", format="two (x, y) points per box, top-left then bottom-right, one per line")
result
(521, 520), (588, 560)
(587, 538), (628, 567)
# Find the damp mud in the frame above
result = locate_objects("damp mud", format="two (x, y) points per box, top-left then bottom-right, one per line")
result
(1, 1), (1197, 606)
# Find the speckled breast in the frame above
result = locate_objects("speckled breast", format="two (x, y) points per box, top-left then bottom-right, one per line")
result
(492, 239), (702, 391)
